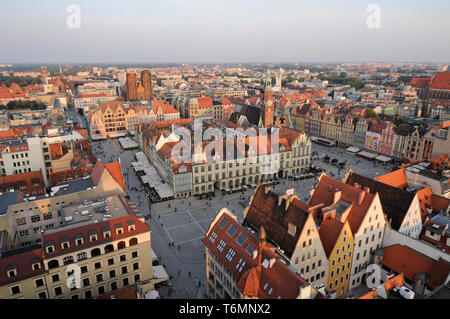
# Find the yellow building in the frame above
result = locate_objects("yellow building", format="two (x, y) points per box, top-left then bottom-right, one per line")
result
(319, 214), (354, 298)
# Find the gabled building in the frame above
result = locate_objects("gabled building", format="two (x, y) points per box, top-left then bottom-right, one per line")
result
(242, 186), (329, 287)
(309, 174), (386, 291)
(318, 214), (354, 298)
(202, 208), (325, 299)
(344, 171), (423, 239)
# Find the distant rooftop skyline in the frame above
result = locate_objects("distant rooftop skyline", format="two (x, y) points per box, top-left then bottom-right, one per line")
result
(1, 0), (450, 64)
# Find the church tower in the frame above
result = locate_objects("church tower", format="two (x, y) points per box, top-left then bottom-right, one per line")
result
(141, 70), (153, 100)
(263, 70), (274, 128)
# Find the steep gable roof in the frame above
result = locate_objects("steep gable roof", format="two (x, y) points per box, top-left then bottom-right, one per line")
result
(345, 172), (414, 230)
(105, 162), (126, 191)
(242, 186), (310, 258)
(318, 216), (346, 257)
(377, 169), (408, 189)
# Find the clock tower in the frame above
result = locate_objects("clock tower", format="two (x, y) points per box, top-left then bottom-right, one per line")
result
(263, 70), (274, 128)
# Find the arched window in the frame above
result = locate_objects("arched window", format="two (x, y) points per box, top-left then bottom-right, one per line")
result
(63, 256), (74, 265)
(91, 248), (101, 257)
(104, 244), (114, 254)
(117, 241), (126, 250)
(48, 259), (59, 269)
(129, 238), (138, 246)
(77, 252), (87, 261)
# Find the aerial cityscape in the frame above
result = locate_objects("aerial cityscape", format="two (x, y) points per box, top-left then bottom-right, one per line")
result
(0, 1), (449, 306)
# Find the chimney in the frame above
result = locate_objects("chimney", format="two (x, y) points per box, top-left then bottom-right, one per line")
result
(269, 258), (276, 268)
(358, 190), (365, 206)
(298, 283), (312, 299)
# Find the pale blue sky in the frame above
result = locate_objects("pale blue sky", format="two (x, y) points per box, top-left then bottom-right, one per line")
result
(1, 0), (449, 63)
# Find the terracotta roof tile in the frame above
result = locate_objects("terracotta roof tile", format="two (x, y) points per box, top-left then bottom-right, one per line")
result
(380, 244), (449, 288)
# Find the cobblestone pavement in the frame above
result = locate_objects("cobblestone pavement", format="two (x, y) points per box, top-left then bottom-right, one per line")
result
(91, 138), (394, 299)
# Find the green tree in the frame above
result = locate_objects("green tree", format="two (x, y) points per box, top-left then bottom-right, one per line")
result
(3, 100), (46, 110)
(365, 108), (377, 118)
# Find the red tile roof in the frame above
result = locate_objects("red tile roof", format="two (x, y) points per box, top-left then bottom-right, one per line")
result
(197, 97), (213, 108)
(381, 245), (450, 288)
(0, 249), (44, 286)
(359, 274), (405, 299)
(430, 72), (450, 90)
(203, 209), (311, 299)
(42, 212), (149, 258)
(376, 169), (408, 189)
(105, 162), (126, 191)
(242, 186), (310, 258)
(318, 215), (346, 257)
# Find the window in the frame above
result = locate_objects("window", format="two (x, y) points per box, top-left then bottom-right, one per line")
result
(225, 248), (236, 262)
(38, 291), (47, 299)
(226, 224), (238, 237)
(236, 233), (248, 246)
(83, 278), (90, 287)
(132, 251), (138, 258)
(35, 278), (44, 288)
(121, 266), (128, 274)
(94, 262), (101, 269)
(123, 277), (129, 286)
(96, 273), (103, 283)
(84, 290), (92, 299)
(81, 266), (88, 273)
(217, 240), (226, 252)
(120, 255), (126, 262)
(31, 215), (40, 223)
(63, 256), (74, 265)
(98, 286), (105, 295)
(54, 286), (63, 296)
(52, 274), (60, 283)
(209, 232), (218, 243)
(11, 285), (21, 295)
(133, 262), (139, 271)
(77, 252), (87, 261)
(109, 269), (116, 278)
(134, 274), (140, 283)
(108, 258), (114, 265)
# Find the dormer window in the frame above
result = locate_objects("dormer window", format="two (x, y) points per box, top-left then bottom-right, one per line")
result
(6, 265), (17, 277)
(60, 237), (70, 249)
(74, 234), (84, 246)
(127, 221), (135, 232)
(88, 230), (98, 242)
(31, 258), (41, 271)
(102, 226), (111, 238)
(114, 223), (123, 235)
(45, 241), (55, 253)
